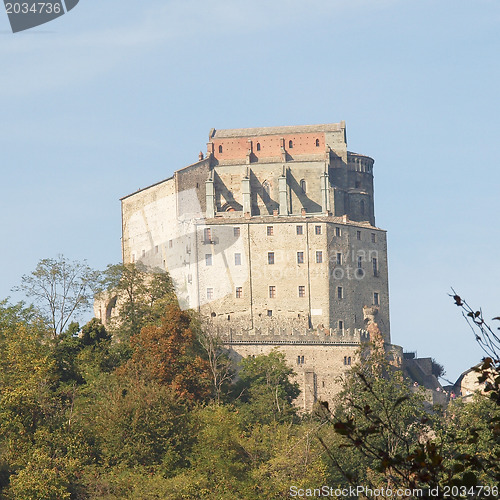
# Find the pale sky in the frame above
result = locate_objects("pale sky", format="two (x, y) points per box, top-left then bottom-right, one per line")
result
(1, 0), (499, 382)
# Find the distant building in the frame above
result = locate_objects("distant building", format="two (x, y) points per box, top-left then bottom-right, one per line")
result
(99, 122), (404, 410)
(453, 365), (489, 402)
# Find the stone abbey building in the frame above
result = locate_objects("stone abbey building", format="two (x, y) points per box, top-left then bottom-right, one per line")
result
(106, 122), (403, 410)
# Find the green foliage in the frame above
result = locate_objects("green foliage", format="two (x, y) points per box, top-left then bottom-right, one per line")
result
(440, 395), (500, 486)
(0, 323), (56, 448)
(320, 342), (435, 491)
(246, 421), (330, 498)
(101, 263), (176, 340)
(53, 323), (84, 385)
(7, 450), (72, 500)
(235, 350), (300, 426)
(85, 375), (191, 472)
(320, 339), (500, 497)
(6, 265), (500, 498)
(81, 318), (110, 347)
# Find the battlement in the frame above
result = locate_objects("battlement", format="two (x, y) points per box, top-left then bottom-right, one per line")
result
(216, 325), (370, 344)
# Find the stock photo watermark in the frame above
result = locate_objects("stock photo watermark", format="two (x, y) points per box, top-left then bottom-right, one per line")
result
(289, 485), (499, 498)
(3, 0), (79, 32)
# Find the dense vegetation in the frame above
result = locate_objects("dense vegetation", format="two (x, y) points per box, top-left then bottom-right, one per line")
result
(0, 259), (497, 499)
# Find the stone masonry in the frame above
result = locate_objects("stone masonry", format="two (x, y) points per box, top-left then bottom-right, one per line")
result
(99, 122), (403, 411)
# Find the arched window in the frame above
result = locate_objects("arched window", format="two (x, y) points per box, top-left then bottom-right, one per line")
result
(315, 138), (320, 147)
(218, 145), (223, 154)
(361, 200), (365, 215)
(256, 143), (261, 151)
(288, 140), (293, 149)
(300, 179), (306, 194)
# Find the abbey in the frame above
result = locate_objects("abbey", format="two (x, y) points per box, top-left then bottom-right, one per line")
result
(113, 122), (402, 410)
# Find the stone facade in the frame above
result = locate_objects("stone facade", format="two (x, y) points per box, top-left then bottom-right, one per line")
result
(112, 122), (401, 410)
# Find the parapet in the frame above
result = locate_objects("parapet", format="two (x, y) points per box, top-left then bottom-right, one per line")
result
(218, 325), (370, 345)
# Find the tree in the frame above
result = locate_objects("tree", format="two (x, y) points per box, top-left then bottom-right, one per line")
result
(101, 263), (176, 340)
(84, 374), (191, 472)
(439, 395), (500, 488)
(431, 358), (446, 379)
(235, 350), (300, 425)
(16, 255), (100, 337)
(318, 342), (437, 494)
(80, 317), (111, 347)
(196, 317), (235, 405)
(120, 304), (212, 402)
(319, 338), (500, 498)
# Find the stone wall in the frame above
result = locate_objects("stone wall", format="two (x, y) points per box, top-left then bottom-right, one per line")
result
(228, 341), (360, 411)
(117, 122), (395, 411)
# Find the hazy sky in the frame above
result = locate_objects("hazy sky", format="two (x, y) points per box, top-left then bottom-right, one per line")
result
(1, 0), (499, 382)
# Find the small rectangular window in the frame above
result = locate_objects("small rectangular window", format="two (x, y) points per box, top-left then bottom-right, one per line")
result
(338, 320), (344, 331)
(357, 256), (362, 269)
(233, 227), (240, 237)
(337, 286), (343, 299)
(315, 225), (322, 235)
(205, 254), (212, 266)
(336, 252), (342, 265)
(268, 252), (275, 265)
(372, 258), (378, 276)
(371, 233), (376, 243)
(155, 245), (159, 254)
(297, 251), (304, 264)
(357, 231), (361, 240)
(206, 288), (214, 300)
(235, 253), (242, 266)
(336, 227), (341, 237)
(298, 285), (306, 297)
(236, 287), (243, 298)
(373, 292), (379, 306)
(267, 309), (273, 317)
(316, 251), (323, 263)
(267, 226), (274, 236)
(296, 225), (303, 235)
(269, 286), (276, 298)
(204, 228), (212, 243)
(169, 239), (173, 248)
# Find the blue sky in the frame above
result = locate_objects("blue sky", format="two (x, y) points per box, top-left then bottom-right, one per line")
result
(1, 0), (499, 382)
